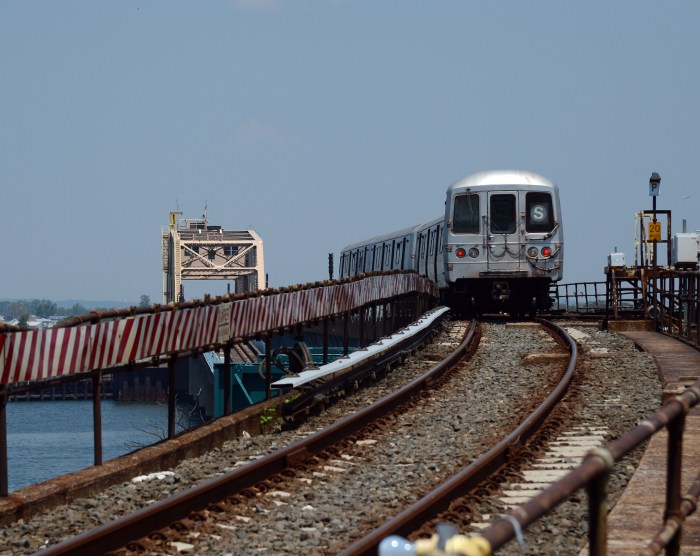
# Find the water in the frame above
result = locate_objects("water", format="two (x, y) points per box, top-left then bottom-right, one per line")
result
(6, 400), (191, 492)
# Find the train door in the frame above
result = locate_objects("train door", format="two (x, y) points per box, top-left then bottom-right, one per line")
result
(426, 229), (433, 277)
(401, 238), (409, 270)
(394, 240), (402, 270)
(486, 192), (522, 272)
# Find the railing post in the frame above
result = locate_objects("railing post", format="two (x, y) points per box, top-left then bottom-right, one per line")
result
(371, 304), (377, 343)
(383, 302), (389, 337)
(585, 447), (614, 556)
(343, 312), (349, 356)
(695, 274), (700, 347)
(223, 343), (231, 416)
(168, 358), (177, 439)
(322, 318), (329, 365)
(265, 334), (272, 401)
(92, 371), (103, 466)
(359, 307), (365, 348)
(0, 387), (7, 497)
(665, 410), (686, 556)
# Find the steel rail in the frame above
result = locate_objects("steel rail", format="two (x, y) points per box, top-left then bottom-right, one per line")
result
(37, 319), (478, 556)
(477, 379), (700, 554)
(337, 318), (578, 556)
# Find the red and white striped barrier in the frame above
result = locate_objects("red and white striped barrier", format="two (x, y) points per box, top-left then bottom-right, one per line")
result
(0, 274), (437, 386)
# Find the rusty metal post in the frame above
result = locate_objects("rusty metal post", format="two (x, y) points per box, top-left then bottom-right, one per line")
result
(322, 318), (329, 365)
(584, 448), (613, 556)
(695, 274), (700, 348)
(383, 302), (389, 337)
(371, 304), (377, 343)
(0, 387), (7, 497)
(265, 334), (272, 400)
(92, 372), (103, 466)
(665, 410), (686, 556)
(223, 343), (231, 416)
(359, 307), (365, 348)
(343, 312), (349, 356)
(168, 358), (177, 439)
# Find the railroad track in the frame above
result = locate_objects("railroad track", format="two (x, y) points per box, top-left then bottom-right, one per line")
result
(34, 318), (477, 555)
(14, 317), (660, 556)
(337, 318), (577, 555)
(35, 318), (576, 555)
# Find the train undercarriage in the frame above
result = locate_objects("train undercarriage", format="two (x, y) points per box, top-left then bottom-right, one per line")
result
(444, 277), (554, 317)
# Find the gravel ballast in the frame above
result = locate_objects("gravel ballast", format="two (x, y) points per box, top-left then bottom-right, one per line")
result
(0, 321), (661, 555)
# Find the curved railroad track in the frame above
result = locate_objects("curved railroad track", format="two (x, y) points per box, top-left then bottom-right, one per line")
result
(337, 318), (577, 555)
(36, 319), (480, 555)
(9, 317), (661, 556)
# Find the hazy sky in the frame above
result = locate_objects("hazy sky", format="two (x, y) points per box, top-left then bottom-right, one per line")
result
(2, 1), (698, 303)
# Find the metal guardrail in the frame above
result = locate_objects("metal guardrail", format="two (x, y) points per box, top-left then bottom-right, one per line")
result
(444, 378), (700, 556)
(657, 270), (700, 349)
(0, 272), (439, 497)
(550, 281), (607, 314)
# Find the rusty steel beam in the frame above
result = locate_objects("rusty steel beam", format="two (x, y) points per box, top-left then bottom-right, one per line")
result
(92, 372), (102, 466)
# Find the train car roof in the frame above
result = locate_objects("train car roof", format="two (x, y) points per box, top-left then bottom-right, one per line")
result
(447, 170), (557, 191)
(340, 216), (441, 252)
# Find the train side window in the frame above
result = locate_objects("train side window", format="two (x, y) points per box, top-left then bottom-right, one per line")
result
(526, 193), (554, 233)
(453, 194), (480, 234)
(384, 244), (391, 267)
(490, 194), (516, 234)
(395, 242), (402, 265)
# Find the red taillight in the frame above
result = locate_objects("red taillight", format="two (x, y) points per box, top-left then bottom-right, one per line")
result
(456, 248), (466, 258)
(541, 246), (552, 257)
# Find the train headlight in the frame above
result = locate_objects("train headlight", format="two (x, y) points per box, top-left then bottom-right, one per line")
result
(468, 248), (479, 258)
(456, 247), (466, 258)
(527, 247), (538, 258)
(541, 246), (553, 258)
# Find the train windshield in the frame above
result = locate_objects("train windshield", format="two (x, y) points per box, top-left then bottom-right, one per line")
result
(525, 192), (554, 232)
(489, 194), (516, 234)
(453, 194), (480, 233)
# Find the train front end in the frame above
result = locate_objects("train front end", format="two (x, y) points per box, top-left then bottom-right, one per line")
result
(443, 170), (563, 315)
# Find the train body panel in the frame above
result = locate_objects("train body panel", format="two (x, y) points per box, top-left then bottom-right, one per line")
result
(339, 170), (563, 315)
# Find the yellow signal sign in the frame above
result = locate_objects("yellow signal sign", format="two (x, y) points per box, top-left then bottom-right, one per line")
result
(648, 221), (662, 242)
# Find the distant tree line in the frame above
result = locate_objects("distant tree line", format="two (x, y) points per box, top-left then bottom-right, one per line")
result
(0, 299), (89, 320)
(1, 295), (152, 321)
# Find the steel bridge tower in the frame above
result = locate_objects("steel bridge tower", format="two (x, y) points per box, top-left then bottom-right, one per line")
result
(162, 211), (265, 304)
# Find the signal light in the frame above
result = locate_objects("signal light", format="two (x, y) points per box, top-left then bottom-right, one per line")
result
(541, 246), (552, 257)
(468, 247), (479, 258)
(456, 248), (466, 258)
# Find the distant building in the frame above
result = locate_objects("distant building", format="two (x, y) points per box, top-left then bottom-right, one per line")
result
(162, 211), (265, 304)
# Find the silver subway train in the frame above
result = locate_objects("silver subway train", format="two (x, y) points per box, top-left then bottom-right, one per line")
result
(339, 170), (564, 315)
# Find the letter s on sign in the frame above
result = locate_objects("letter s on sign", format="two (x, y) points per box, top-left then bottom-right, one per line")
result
(531, 205), (546, 221)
